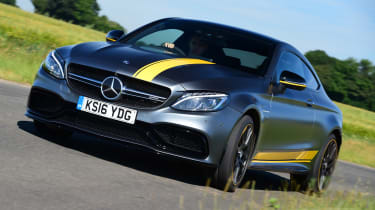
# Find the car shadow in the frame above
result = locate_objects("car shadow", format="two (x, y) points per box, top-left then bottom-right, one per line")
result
(17, 120), (291, 192)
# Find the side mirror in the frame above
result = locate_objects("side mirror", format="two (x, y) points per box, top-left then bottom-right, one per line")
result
(279, 70), (307, 90)
(106, 30), (125, 42)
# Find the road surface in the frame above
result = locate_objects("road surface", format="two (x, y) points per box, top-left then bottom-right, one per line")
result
(0, 79), (374, 210)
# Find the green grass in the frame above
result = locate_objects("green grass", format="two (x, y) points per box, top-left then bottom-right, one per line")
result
(336, 102), (375, 168)
(0, 3), (375, 168)
(251, 192), (373, 210)
(181, 181), (375, 210)
(0, 3), (104, 84)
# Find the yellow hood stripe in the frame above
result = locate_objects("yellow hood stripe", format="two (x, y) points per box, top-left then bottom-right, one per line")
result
(133, 58), (214, 82)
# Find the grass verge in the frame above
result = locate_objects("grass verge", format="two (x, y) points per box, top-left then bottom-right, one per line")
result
(0, 3), (104, 84)
(181, 184), (375, 210)
(336, 102), (375, 168)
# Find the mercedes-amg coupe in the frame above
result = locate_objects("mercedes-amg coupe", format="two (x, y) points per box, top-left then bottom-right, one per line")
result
(26, 18), (342, 192)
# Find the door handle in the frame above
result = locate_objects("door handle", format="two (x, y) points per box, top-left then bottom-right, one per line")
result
(306, 99), (313, 107)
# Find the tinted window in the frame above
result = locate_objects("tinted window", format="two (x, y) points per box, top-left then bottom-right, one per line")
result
(223, 48), (267, 69)
(277, 52), (305, 79)
(124, 19), (275, 75)
(277, 52), (319, 90)
(135, 29), (184, 47)
(304, 64), (319, 90)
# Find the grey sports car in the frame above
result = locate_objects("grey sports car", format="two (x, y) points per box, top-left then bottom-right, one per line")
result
(26, 18), (342, 192)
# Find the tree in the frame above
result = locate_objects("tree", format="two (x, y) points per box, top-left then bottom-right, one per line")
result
(93, 15), (126, 33)
(31, 0), (124, 32)
(31, 0), (47, 13)
(305, 50), (334, 66)
(0, 0), (16, 6)
(32, 0), (99, 25)
(359, 59), (375, 76)
(305, 50), (375, 111)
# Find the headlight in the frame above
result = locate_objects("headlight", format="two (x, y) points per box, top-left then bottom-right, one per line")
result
(43, 50), (65, 79)
(171, 92), (229, 111)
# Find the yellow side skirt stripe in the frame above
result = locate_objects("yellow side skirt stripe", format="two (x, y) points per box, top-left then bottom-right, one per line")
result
(133, 58), (214, 82)
(252, 150), (318, 163)
(252, 160), (312, 163)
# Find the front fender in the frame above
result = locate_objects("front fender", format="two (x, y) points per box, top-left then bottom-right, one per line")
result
(228, 92), (269, 153)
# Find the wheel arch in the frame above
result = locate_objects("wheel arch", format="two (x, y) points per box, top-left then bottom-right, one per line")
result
(217, 106), (262, 166)
(243, 108), (261, 148)
(330, 128), (342, 151)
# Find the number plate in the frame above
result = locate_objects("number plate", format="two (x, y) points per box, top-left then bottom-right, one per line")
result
(76, 96), (137, 124)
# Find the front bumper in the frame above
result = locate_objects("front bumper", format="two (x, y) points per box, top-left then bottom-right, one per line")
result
(26, 68), (242, 167)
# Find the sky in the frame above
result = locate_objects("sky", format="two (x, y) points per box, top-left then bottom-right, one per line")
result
(17, 0), (375, 63)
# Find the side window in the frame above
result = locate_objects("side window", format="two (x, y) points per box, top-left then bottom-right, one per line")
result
(222, 48), (267, 69)
(276, 52), (305, 79)
(304, 64), (319, 90)
(135, 29), (184, 47)
(277, 51), (320, 90)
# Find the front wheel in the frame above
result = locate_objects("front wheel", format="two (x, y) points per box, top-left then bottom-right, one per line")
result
(291, 135), (339, 193)
(214, 115), (256, 192)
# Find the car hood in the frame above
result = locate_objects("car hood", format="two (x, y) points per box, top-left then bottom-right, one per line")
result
(59, 42), (263, 92)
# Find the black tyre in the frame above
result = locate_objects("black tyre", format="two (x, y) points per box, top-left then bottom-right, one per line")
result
(214, 115), (256, 192)
(34, 120), (73, 139)
(290, 134), (339, 193)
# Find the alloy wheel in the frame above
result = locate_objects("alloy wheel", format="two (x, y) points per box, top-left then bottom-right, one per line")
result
(318, 139), (338, 191)
(232, 124), (255, 185)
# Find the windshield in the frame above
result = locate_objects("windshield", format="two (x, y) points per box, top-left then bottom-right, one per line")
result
(122, 19), (275, 74)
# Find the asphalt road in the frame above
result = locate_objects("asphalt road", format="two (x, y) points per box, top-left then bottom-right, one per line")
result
(0, 79), (374, 210)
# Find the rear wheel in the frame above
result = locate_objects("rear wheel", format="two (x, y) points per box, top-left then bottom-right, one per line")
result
(290, 134), (339, 193)
(214, 115), (256, 192)
(34, 120), (73, 139)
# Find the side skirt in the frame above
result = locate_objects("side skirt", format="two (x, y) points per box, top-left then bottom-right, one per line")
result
(248, 150), (318, 174)
(249, 161), (310, 174)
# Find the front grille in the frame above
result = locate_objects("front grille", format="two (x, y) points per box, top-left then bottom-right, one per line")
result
(153, 125), (208, 155)
(66, 63), (171, 109)
(59, 110), (208, 158)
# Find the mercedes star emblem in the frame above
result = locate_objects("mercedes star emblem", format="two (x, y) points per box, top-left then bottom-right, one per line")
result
(101, 76), (123, 100)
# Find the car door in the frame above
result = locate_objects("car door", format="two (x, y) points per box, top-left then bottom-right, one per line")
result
(259, 51), (316, 150)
